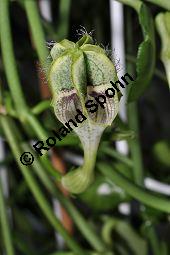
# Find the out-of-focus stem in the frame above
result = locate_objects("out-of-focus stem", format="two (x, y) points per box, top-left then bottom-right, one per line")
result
(0, 115), (85, 255)
(0, 0), (50, 142)
(101, 145), (133, 168)
(156, 12), (170, 89)
(127, 104), (144, 185)
(57, 0), (71, 40)
(114, 0), (141, 13)
(1, 116), (107, 253)
(24, 0), (48, 64)
(25, 112), (48, 140)
(98, 163), (170, 213)
(26, 143), (108, 252)
(145, 226), (160, 255)
(0, 178), (15, 255)
(126, 9), (143, 186)
(126, 54), (168, 84)
(0, 0), (27, 114)
(144, 0), (170, 10)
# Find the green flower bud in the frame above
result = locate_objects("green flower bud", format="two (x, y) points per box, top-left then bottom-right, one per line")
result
(48, 35), (119, 194)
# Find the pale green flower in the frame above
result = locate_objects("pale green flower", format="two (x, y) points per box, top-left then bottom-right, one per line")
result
(48, 35), (119, 194)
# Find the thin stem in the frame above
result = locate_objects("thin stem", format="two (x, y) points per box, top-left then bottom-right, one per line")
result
(114, 0), (141, 13)
(1, 115), (107, 253)
(0, 179), (15, 255)
(0, 0), (27, 113)
(126, 9), (144, 186)
(25, 112), (48, 141)
(126, 54), (168, 84)
(31, 100), (51, 115)
(56, 193), (108, 252)
(127, 104), (144, 185)
(27, 148), (107, 252)
(22, 142), (107, 252)
(57, 0), (71, 40)
(39, 156), (62, 181)
(24, 0), (48, 64)
(101, 145), (133, 168)
(98, 163), (170, 213)
(146, 226), (160, 255)
(49, 252), (95, 255)
(126, 10), (162, 254)
(144, 0), (170, 10)
(0, 115), (85, 255)
(18, 131), (106, 251)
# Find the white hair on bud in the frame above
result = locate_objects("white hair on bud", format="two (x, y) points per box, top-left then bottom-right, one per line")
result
(76, 25), (95, 38)
(46, 40), (56, 49)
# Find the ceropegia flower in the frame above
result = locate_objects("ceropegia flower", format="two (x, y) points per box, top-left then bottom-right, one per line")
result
(48, 34), (119, 194)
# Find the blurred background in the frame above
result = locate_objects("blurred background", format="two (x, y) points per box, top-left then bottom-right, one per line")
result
(0, 0), (170, 255)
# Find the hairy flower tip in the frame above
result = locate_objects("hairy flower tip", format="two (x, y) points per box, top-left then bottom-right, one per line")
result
(48, 34), (120, 194)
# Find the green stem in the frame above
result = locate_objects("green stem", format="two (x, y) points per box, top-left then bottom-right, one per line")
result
(24, 0), (48, 64)
(32, 157), (107, 252)
(1, 115), (107, 253)
(146, 226), (160, 255)
(114, 0), (141, 13)
(39, 156), (62, 181)
(0, 179), (15, 255)
(126, 54), (168, 84)
(101, 145), (133, 168)
(126, 10), (161, 254)
(31, 100), (51, 115)
(48, 252), (103, 255)
(57, 0), (71, 40)
(56, 193), (108, 252)
(31, 152), (107, 252)
(25, 112), (48, 140)
(0, 115), (85, 255)
(24, 142), (107, 252)
(144, 0), (170, 10)
(0, 0), (27, 113)
(127, 103), (144, 185)
(0, 0), (50, 141)
(98, 163), (170, 213)
(126, 10), (144, 186)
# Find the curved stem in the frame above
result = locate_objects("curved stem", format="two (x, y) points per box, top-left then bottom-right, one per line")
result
(28, 147), (107, 252)
(25, 112), (48, 140)
(98, 163), (170, 213)
(0, 0), (27, 113)
(24, 0), (48, 64)
(101, 144), (133, 167)
(0, 115), (85, 255)
(126, 54), (168, 84)
(126, 9), (143, 186)
(126, 9), (162, 254)
(127, 104), (144, 186)
(144, 0), (170, 10)
(0, 179), (15, 255)
(114, 0), (141, 13)
(1, 115), (107, 253)
(57, 0), (71, 40)
(23, 143), (108, 252)
(146, 226), (160, 255)
(31, 100), (51, 115)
